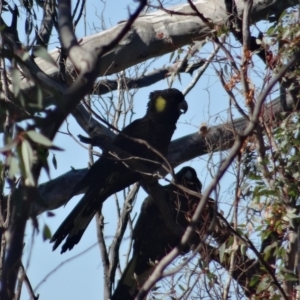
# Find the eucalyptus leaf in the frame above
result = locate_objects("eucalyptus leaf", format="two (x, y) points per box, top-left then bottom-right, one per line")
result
(42, 224), (52, 241)
(52, 154), (57, 170)
(21, 140), (35, 186)
(219, 242), (226, 263)
(8, 156), (20, 179)
(33, 46), (57, 67)
(0, 141), (17, 153)
(26, 130), (53, 147)
(11, 68), (21, 97)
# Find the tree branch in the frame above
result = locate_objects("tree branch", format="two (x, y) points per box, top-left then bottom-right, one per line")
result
(3, 0), (297, 102)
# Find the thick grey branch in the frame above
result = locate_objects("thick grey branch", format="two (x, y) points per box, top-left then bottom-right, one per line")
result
(5, 0), (298, 98)
(35, 0), (56, 48)
(91, 60), (205, 96)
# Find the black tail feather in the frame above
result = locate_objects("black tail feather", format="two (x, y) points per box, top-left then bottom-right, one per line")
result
(51, 190), (100, 253)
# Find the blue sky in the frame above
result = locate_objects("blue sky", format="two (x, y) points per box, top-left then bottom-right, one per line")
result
(0, 1), (270, 299)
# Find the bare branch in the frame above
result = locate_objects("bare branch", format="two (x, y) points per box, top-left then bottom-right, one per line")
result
(107, 184), (139, 297)
(91, 59), (205, 96)
(35, 0), (56, 48)
(96, 211), (110, 299)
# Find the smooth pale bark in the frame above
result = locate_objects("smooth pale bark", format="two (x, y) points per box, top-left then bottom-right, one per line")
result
(3, 0), (297, 98)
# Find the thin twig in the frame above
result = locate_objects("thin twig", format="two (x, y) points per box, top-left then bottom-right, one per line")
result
(34, 243), (97, 291)
(108, 183), (139, 296)
(183, 43), (221, 96)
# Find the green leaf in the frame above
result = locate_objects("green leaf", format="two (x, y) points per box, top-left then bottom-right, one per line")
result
(36, 86), (43, 109)
(11, 68), (21, 97)
(8, 156), (19, 179)
(52, 154), (57, 170)
(224, 64), (228, 76)
(284, 273), (298, 282)
(0, 140), (17, 153)
(26, 130), (53, 147)
(178, 284), (186, 291)
(263, 245), (273, 261)
(42, 224), (52, 241)
(255, 39), (262, 45)
(248, 174), (261, 180)
(240, 244), (247, 256)
(278, 9), (288, 22)
(219, 242), (226, 263)
(177, 72), (182, 84)
(19, 93), (26, 108)
(33, 46), (57, 67)
(21, 139), (35, 186)
(169, 50), (175, 63)
(249, 275), (260, 287)
(25, 17), (33, 35)
(256, 276), (270, 292)
(286, 212), (298, 219)
(22, 52), (30, 61)
(49, 145), (64, 151)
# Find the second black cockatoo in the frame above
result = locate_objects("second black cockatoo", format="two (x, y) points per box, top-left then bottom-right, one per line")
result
(51, 88), (188, 253)
(111, 166), (204, 300)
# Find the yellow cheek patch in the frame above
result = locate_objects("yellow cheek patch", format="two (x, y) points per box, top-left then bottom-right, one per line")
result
(155, 96), (167, 112)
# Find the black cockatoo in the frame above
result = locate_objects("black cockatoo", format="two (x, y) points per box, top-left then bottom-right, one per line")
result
(51, 89), (188, 253)
(111, 166), (204, 300)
